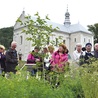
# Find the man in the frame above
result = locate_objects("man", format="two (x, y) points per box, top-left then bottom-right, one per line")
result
(73, 43), (82, 64)
(6, 41), (18, 73)
(94, 43), (98, 58)
(80, 43), (94, 65)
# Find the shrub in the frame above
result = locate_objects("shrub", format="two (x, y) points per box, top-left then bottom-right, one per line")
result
(0, 59), (98, 98)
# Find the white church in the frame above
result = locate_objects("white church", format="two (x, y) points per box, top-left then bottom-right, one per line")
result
(13, 8), (94, 61)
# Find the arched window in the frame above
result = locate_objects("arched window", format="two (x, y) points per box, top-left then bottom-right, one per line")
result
(20, 36), (23, 44)
(74, 38), (76, 42)
(63, 40), (66, 44)
(56, 38), (58, 46)
(84, 38), (85, 42)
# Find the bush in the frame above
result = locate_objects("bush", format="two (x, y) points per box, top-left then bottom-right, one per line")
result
(0, 59), (98, 98)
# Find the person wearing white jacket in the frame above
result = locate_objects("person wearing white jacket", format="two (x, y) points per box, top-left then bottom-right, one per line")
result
(72, 43), (82, 65)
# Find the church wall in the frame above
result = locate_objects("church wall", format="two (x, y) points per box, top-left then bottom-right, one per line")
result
(50, 31), (69, 51)
(13, 27), (31, 61)
(69, 32), (94, 58)
(70, 32), (81, 57)
(80, 33), (94, 50)
(14, 27), (70, 61)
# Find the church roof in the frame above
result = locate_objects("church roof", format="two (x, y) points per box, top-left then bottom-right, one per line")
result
(14, 10), (92, 35)
(46, 20), (70, 33)
(45, 20), (92, 34)
(69, 23), (92, 34)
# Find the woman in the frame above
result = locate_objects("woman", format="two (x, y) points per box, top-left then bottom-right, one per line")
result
(27, 46), (42, 75)
(50, 44), (68, 71)
(0, 45), (6, 73)
(27, 46), (42, 64)
(48, 45), (54, 55)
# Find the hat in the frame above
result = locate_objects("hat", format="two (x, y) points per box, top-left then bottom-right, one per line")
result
(85, 43), (92, 47)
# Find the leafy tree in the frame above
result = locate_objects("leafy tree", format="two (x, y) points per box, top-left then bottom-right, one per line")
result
(17, 12), (63, 79)
(0, 26), (13, 49)
(17, 12), (59, 48)
(87, 23), (98, 43)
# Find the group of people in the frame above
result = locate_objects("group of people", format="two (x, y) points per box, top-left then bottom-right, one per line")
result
(27, 42), (98, 74)
(73, 42), (98, 66)
(1, 40), (98, 75)
(0, 41), (18, 74)
(27, 44), (69, 73)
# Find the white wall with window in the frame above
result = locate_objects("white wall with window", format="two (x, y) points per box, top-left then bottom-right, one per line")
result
(20, 35), (23, 45)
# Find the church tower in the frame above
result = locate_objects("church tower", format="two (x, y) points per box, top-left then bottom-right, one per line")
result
(64, 5), (71, 26)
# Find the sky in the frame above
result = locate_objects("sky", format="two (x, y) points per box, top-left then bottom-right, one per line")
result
(0, 0), (98, 29)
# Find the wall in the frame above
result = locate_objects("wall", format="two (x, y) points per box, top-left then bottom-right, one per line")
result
(13, 27), (70, 61)
(69, 32), (94, 57)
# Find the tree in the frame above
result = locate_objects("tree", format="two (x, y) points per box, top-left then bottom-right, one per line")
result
(0, 26), (13, 49)
(17, 12), (63, 79)
(87, 23), (98, 43)
(17, 12), (61, 49)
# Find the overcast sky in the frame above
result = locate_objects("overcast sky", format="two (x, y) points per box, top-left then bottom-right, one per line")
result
(0, 0), (98, 29)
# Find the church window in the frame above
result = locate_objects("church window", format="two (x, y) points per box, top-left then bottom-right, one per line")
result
(56, 38), (58, 46)
(84, 38), (85, 42)
(74, 38), (76, 42)
(63, 40), (66, 44)
(20, 36), (23, 45)
(75, 47), (76, 50)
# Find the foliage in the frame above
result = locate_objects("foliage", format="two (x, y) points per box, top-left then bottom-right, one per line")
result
(88, 23), (98, 43)
(17, 12), (63, 82)
(0, 26), (13, 49)
(17, 12), (60, 49)
(0, 72), (53, 98)
(0, 59), (98, 98)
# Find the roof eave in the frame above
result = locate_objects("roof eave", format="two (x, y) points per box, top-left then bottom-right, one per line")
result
(70, 31), (93, 35)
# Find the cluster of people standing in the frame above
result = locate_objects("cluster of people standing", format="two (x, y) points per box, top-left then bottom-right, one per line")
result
(0, 41), (18, 74)
(73, 42), (98, 66)
(1, 41), (98, 75)
(27, 42), (98, 74)
(27, 44), (69, 73)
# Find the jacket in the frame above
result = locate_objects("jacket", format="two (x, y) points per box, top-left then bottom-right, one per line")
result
(50, 51), (68, 68)
(79, 51), (94, 65)
(27, 52), (42, 64)
(5, 48), (18, 73)
(0, 52), (6, 71)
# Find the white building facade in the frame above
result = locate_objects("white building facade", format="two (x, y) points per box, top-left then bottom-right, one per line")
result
(13, 9), (94, 61)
